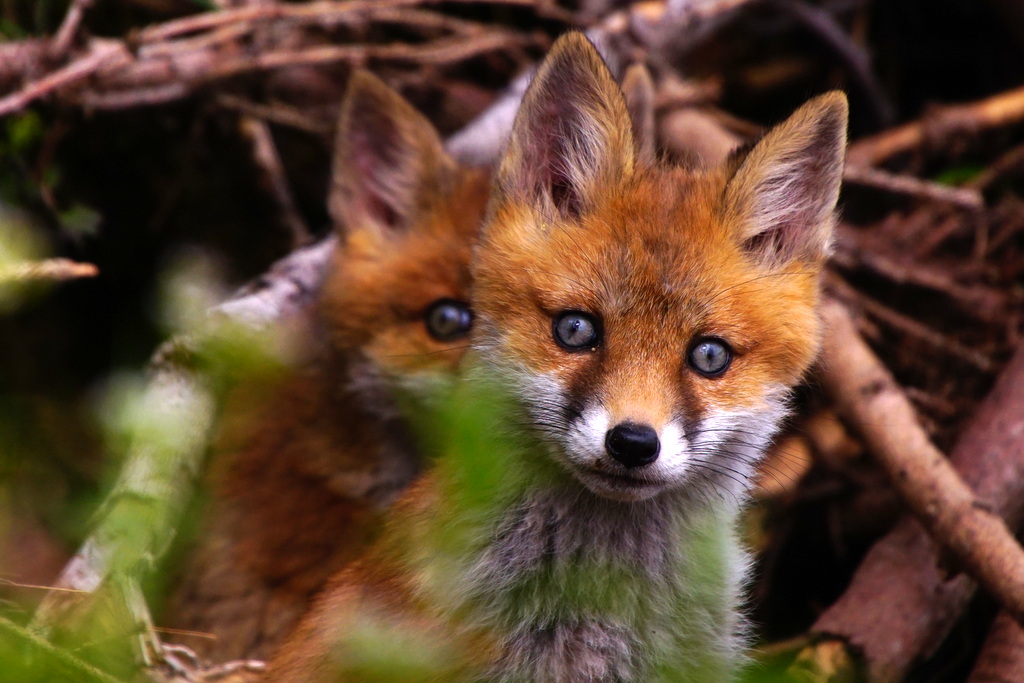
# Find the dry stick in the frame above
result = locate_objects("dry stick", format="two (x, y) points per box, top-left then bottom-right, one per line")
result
(827, 274), (997, 373)
(51, 0), (94, 58)
(0, 3), (543, 115)
(138, 0), (569, 43)
(0, 40), (128, 117)
(820, 299), (1024, 622)
(0, 258), (98, 282)
(238, 116), (313, 249)
(78, 33), (529, 112)
(843, 164), (984, 210)
(847, 84), (1024, 168)
(796, 304), (1024, 682)
(831, 227), (1008, 325)
(216, 94), (330, 136)
(765, 0), (893, 127)
(967, 610), (1024, 683)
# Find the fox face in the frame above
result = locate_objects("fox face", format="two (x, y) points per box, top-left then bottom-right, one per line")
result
(474, 34), (847, 504)
(318, 71), (490, 396)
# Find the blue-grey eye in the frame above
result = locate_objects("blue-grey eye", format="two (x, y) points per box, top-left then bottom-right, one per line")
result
(425, 300), (472, 341)
(688, 338), (732, 376)
(553, 311), (600, 350)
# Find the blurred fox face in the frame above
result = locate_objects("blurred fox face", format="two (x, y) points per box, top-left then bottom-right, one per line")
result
(317, 71), (489, 394)
(321, 169), (488, 386)
(474, 36), (846, 502)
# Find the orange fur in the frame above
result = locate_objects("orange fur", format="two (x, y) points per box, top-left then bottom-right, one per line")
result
(266, 33), (846, 682)
(164, 72), (489, 662)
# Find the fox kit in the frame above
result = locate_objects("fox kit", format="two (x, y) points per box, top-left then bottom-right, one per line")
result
(269, 32), (848, 682)
(166, 71), (491, 661)
(269, 32), (847, 683)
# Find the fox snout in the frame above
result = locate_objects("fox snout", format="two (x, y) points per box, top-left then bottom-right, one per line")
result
(605, 422), (660, 468)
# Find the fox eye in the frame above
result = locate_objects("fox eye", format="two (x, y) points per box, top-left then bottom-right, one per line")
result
(553, 311), (600, 351)
(425, 299), (473, 342)
(688, 338), (732, 377)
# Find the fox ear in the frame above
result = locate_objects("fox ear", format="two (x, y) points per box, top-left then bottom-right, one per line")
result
(621, 62), (657, 164)
(493, 32), (635, 220)
(721, 91), (848, 266)
(331, 70), (455, 238)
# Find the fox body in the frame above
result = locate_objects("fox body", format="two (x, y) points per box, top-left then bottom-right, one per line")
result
(167, 71), (489, 660)
(269, 32), (847, 683)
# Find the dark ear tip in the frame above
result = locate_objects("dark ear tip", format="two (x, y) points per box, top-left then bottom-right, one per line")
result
(550, 30), (596, 53)
(343, 69), (395, 112)
(543, 31), (609, 75)
(804, 90), (850, 133)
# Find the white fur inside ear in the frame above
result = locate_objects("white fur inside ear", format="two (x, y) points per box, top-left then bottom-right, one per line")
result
(493, 32), (635, 220)
(332, 72), (453, 237)
(723, 93), (848, 266)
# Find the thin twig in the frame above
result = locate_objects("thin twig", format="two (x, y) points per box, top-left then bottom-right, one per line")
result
(216, 94), (331, 136)
(239, 116), (313, 248)
(138, 0), (565, 43)
(0, 258), (99, 283)
(0, 40), (128, 117)
(202, 33), (529, 79)
(844, 165), (984, 210)
(848, 84), (1024, 168)
(832, 227), (1008, 324)
(51, 0), (94, 58)
(766, 0), (893, 127)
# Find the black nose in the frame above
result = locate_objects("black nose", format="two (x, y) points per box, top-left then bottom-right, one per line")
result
(605, 423), (660, 468)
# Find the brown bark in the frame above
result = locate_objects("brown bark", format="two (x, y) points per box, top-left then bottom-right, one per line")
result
(847, 85), (1024, 168)
(968, 611), (1024, 683)
(803, 307), (1024, 681)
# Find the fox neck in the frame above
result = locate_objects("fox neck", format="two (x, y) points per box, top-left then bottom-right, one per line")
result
(405, 373), (748, 681)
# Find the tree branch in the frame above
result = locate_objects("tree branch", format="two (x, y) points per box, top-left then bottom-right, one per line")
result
(795, 307), (1024, 681)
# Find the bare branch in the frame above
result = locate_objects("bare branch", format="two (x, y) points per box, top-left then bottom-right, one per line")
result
(843, 165), (985, 210)
(798, 308), (1024, 680)
(239, 116), (313, 249)
(51, 0), (95, 59)
(0, 258), (98, 283)
(819, 299), (1024, 625)
(848, 85), (1024, 168)
(967, 611), (1024, 683)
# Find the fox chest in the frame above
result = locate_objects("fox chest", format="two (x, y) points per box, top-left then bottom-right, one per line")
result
(453, 493), (727, 680)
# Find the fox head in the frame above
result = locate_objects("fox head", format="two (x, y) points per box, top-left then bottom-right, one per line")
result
(473, 33), (847, 504)
(319, 71), (489, 392)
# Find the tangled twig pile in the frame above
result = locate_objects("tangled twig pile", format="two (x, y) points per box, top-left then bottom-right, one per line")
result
(3, 1), (1024, 681)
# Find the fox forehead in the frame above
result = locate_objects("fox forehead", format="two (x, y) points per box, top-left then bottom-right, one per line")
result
(474, 167), (823, 407)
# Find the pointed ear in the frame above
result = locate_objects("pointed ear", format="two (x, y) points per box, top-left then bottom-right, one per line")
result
(493, 32), (635, 220)
(621, 62), (657, 164)
(721, 91), (848, 266)
(330, 70), (456, 238)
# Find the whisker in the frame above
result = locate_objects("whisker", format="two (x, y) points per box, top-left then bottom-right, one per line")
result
(382, 344), (474, 359)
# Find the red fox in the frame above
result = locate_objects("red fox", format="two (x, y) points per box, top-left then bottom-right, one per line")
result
(166, 61), (658, 662)
(267, 32), (848, 682)
(166, 70), (490, 661)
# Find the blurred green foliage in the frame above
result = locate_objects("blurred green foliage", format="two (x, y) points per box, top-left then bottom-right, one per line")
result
(934, 164), (985, 186)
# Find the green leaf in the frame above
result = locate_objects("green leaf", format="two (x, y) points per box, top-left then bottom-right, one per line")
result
(933, 165), (984, 187)
(6, 112), (44, 153)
